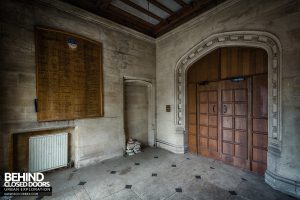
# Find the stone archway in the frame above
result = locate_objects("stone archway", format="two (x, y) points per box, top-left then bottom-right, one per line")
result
(123, 76), (156, 147)
(174, 30), (284, 191)
(174, 31), (282, 151)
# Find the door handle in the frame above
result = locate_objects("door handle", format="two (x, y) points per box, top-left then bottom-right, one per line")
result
(223, 105), (227, 114)
(213, 105), (216, 113)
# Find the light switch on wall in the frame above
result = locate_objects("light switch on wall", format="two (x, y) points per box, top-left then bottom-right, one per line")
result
(166, 105), (171, 112)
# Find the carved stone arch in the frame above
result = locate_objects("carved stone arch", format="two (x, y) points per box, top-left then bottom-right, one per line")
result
(174, 31), (282, 152)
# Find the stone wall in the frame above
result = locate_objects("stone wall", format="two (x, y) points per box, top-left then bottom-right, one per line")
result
(0, 0), (155, 171)
(1, 0), (299, 197)
(156, 0), (300, 197)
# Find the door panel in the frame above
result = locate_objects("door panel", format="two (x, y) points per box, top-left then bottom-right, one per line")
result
(251, 74), (268, 174)
(235, 103), (247, 116)
(209, 139), (218, 151)
(223, 130), (233, 142)
(222, 117), (233, 129)
(200, 126), (208, 137)
(220, 79), (249, 170)
(252, 162), (266, 174)
(200, 138), (208, 148)
(199, 92), (208, 102)
(235, 89), (247, 101)
(200, 103), (208, 113)
(209, 127), (218, 139)
(222, 103), (233, 115)
(199, 114), (208, 125)
(222, 90), (233, 101)
(235, 131), (247, 144)
(209, 115), (218, 126)
(197, 82), (219, 159)
(235, 145), (247, 158)
(223, 143), (234, 155)
(253, 118), (267, 132)
(252, 148), (267, 162)
(253, 133), (268, 148)
(235, 117), (247, 130)
(209, 91), (218, 101)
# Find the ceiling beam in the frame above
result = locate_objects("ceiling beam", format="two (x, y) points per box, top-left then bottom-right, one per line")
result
(108, 5), (154, 28)
(119, 0), (163, 21)
(154, 0), (227, 37)
(148, 0), (174, 15)
(61, 0), (227, 38)
(62, 0), (154, 36)
(104, 5), (154, 35)
(173, 0), (188, 8)
(96, 0), (112, 9)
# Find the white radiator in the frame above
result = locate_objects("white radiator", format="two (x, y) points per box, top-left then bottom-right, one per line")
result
(29, 133), (68, 172)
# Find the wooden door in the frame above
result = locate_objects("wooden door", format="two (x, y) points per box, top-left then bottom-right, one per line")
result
(197, 82), (219, 159)
(187, 47), (268, 174)
(251, 74), (268, 174)
(220, 79), (249, 170)
(188, 83), (197, 154)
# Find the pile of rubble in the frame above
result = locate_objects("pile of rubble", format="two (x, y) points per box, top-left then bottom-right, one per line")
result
(126, 138), (141, 156)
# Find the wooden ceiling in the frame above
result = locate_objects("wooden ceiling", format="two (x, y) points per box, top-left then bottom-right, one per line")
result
(61, 0), (226, 38)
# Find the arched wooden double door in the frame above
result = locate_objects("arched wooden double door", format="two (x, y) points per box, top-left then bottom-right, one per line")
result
(187, 47), (268, 175)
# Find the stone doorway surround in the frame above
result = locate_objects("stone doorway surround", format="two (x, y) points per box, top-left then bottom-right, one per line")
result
(123, 76), (156, 147)
(173, 31), (299, 197)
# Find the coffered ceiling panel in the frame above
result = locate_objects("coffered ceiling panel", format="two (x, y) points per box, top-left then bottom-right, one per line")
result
(61, 0), (227, 38)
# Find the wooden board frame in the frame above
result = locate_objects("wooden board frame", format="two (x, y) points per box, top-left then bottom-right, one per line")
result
(12, 129), (73, 172)
(35, 26), (103, 121)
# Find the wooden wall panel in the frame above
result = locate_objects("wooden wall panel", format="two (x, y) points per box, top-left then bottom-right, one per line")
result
(255, 49), (268, 74)
(188, 49), (220, 83)
(221, 47), (267, 79)
(35, 27), (103, 121)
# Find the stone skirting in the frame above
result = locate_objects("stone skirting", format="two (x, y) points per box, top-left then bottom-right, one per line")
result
(265, 170), (300, 198)
(156, 139), (186, 154)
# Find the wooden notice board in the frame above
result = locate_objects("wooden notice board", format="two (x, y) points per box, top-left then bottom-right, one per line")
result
(35, 27), (103, 121)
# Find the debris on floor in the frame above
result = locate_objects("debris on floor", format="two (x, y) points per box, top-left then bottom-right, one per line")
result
(126, 138), (141, 156)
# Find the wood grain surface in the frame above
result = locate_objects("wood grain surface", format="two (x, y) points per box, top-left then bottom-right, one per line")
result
(35, 27), (103, 121)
